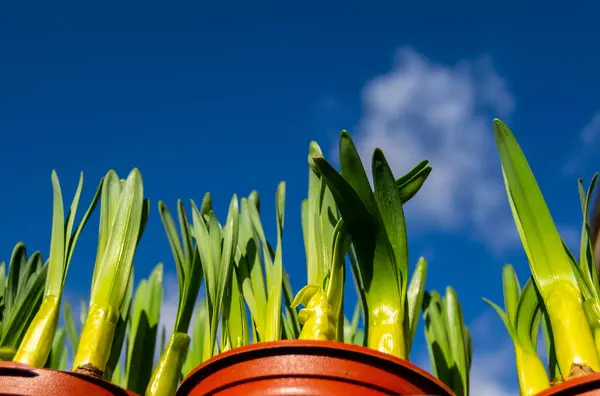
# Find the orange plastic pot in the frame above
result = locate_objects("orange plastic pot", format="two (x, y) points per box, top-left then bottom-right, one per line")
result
(537, 373), (600, 396)
(0, 361), (137, 396)
(177, 340), (454, 396)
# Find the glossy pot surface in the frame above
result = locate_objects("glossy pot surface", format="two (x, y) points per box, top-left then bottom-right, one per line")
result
(0, 361), (137, 396)
(177, 340), (454, 396)
(537, 373), (600, 396)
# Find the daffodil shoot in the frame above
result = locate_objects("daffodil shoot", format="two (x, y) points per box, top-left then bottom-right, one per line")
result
(9, 122), (600, 396)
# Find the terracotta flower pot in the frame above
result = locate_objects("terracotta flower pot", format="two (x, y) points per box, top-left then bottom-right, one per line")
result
(177, 340), (454, 396)
(0, 361), (137, 396)
(537, 373), (600, 396)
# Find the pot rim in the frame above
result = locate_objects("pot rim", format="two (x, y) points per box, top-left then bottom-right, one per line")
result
(537, 372), (600, 395)
(178, 339), (453, 395)
(0, 361), (136, 396)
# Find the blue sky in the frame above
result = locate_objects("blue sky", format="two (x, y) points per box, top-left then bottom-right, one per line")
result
(2, 2), (600, 393)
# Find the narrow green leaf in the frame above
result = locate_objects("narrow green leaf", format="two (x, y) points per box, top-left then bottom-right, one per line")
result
(158, 201), (185, 301)
(0, 255), (48, 348)
(395, 159), (430, 188)
(63, 172), (102, 289)
(301, 199), (309, 266)
(515, 278), (543, 352)
(563, 239), (594, 299)
(396, 162), (432, 204)
(105, 266), (134, 380)
(204, 196), (239, 356)
(247, 197), (273, 285)
(172, 202), (203, 334)
(445, 287), (468, 396)
(91, 169), (145, 309)
(46, 327), (67, 370)
(482, 298), (517, 341)
(372, 148), (408, 297)
(126, 271), (161, 394)
(238, 198), (267, 334)
(265, 183), (285, 342)
(92, 171), (121, 292)
(493, 119), (577, 296)
(423, 291), (453, 385)
(406, 257), (427, 354)
(282, 268), (301, 340)
(542, 310), (561, 380)
(200, 192), (212, 217)
(63, 173), (83, 271)
(578, 175), (600, 298)
(338, 130), (378, 216)
(312, 157), (377, 288)
(502, 264), (521, 324)
(63, 299), (80, 354)
(306, 142), (326, 286)
(224, 265), (248, 349)
(191, 202), (215, 306)
(45, 171), (66, 297)
(325, 219), (348, 341)
(3, 243), (28, 330)
(112, 361), (123, 388)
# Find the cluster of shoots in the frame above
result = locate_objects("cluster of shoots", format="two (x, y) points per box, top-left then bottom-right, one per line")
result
(483, 119), (600, 395)
(0, 130), (481, 396)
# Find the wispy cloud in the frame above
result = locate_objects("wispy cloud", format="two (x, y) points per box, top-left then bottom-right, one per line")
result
(470, 347), (517, 396)
(351, 47), (519, 251)
(563, 112), (600, 176)
(469, 311), (518, 395)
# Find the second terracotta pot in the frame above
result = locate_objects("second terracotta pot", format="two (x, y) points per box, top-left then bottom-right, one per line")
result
(0, 361), (137, 396)
(177, 340), (454, 396)
(537, 373), (600, 396)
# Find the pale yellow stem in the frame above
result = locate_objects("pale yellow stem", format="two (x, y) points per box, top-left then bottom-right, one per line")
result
(367, 301), (405, 359)
(297, 288), (335, 341)
(72, 303), (118, 376)
(515, 345), (550, 395)
(545, 283), (600, 375)
(13, 296), (60, 367)
(146, 332), (190, 396)
(594, 328), (600, 360)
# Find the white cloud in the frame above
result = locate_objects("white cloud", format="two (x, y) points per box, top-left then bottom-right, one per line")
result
(563, 112), (600, 176)
(352, 47), (519, 250)
(470, 347), (516, 396)
(469, 311), (519, 396)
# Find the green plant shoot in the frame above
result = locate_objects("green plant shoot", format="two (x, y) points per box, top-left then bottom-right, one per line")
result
(73, 169), (148, 378)
(423, 287), (472, 396)
(0, 243), (48, 361)
(312, 130), (428, 359)
(146, 200), (202, 396)
(120, 264), (163, 393)
(15, 171), (100, 367)
(493, 119), (600, 378)
(190, 194), (239, 362)
(483, 264), (549, 395)
(292, 142), (347, 342)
